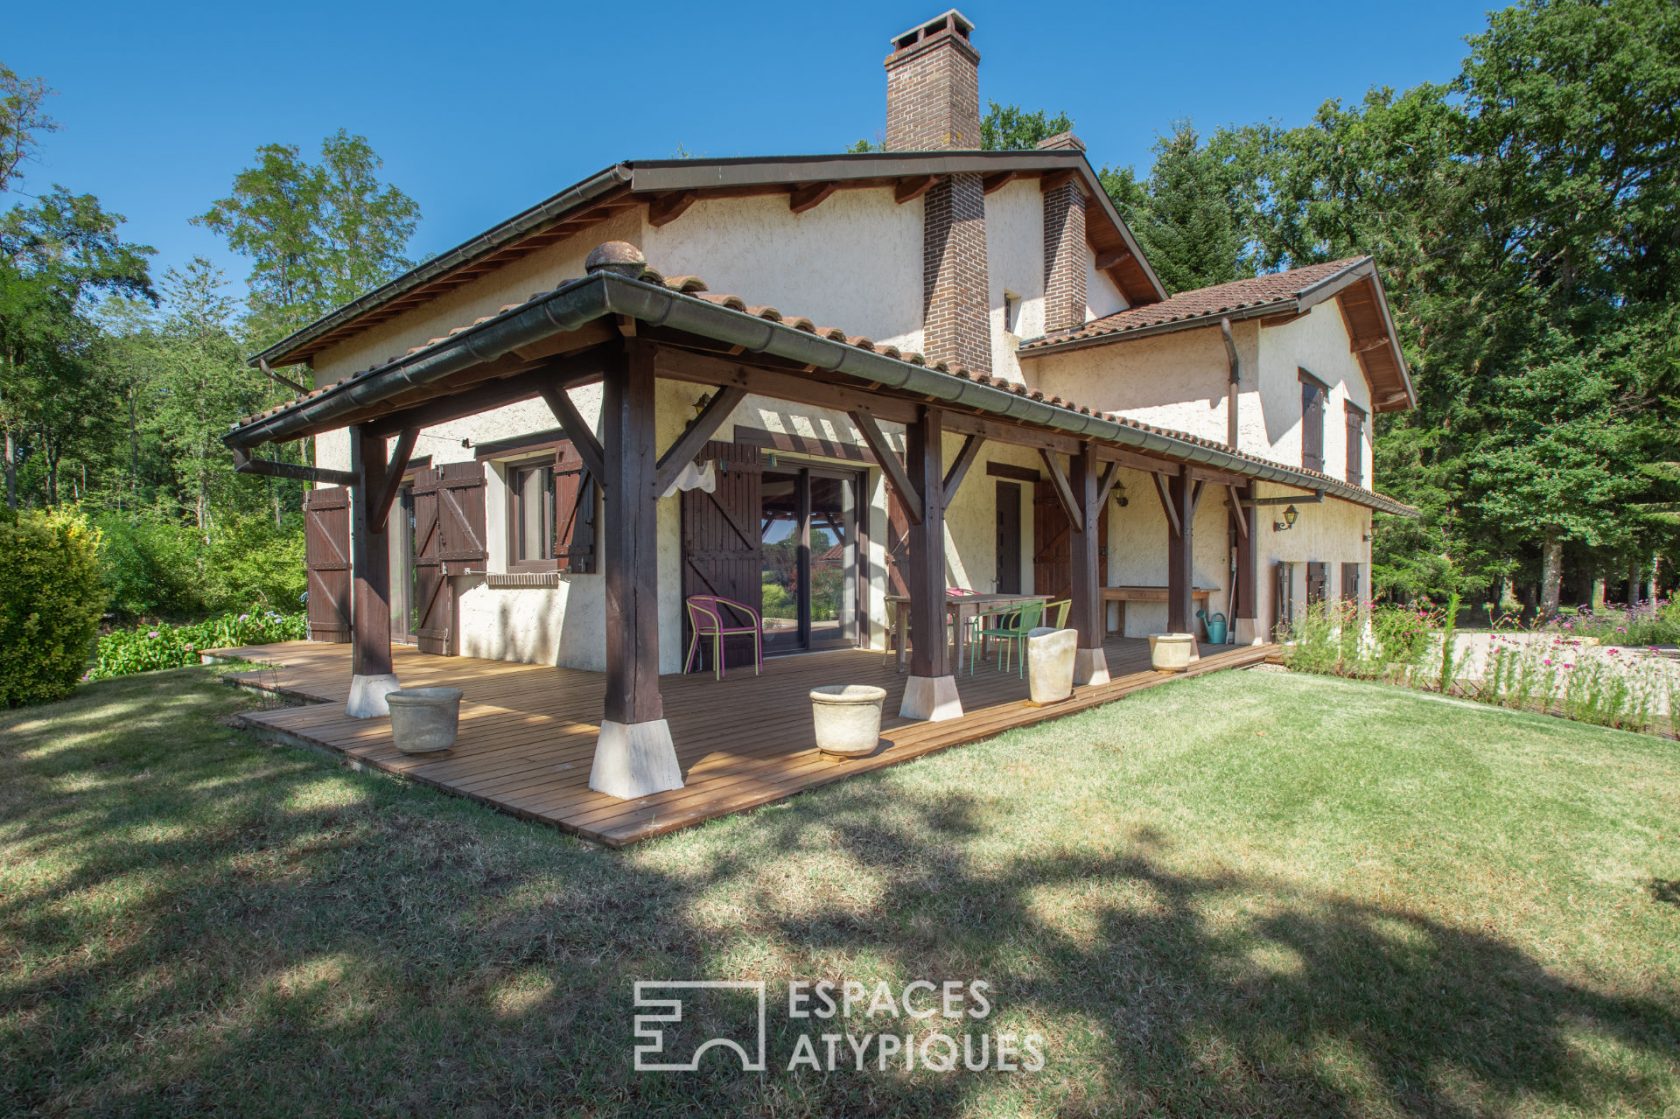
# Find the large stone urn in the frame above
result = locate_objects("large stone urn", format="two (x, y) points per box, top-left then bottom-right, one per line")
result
(1025, 626), (1078, 705)
(387, 687), (464, 754)
(810, 685), (887, 758)
(1150, 633), (1196, 673)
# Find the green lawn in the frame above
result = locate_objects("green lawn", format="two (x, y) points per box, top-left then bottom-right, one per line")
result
(2, 666), (1677, 1117)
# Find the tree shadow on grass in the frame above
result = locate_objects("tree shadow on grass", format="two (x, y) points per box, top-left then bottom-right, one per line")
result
(1, 672), (1676, 1117)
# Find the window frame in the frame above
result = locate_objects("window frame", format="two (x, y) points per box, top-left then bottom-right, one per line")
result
(505, 456), (559, 573)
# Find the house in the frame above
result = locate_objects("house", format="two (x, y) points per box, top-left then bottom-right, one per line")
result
(226, 10), (1415, 805)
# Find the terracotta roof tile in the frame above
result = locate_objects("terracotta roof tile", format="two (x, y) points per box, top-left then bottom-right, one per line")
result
(227, 263), (1410, 513)
(1021, 258), (1367, 351)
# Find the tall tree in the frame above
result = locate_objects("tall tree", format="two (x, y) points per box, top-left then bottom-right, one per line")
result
(0, 64), (55, 196)
(194, 129), (419, 350)
(0, 187), (153, 507)
(980, 103), (1073, 150)
(1104, 123), (1256, 293)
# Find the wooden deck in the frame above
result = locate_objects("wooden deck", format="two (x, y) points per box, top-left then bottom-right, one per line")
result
(208, 638), (1276, 847)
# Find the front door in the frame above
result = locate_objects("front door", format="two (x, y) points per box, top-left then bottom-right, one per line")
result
(995, 480), (1022, 593)
(760, 465), (863, 655)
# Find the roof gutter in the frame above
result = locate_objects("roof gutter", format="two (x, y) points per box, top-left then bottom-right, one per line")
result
(1018, 298), (1292, 358)
(226, 272), (1414, 516)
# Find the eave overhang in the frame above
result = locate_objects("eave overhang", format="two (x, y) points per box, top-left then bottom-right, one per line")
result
(226, 271), (1415, 518)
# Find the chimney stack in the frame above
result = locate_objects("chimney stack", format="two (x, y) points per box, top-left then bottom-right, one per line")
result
(1038, 133), (1089, 334)
(887, 11), (991, 374)
(885, 10), (980, 152)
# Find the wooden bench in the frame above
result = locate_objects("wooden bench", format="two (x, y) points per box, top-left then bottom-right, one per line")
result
(1102, 585), (1214, 636)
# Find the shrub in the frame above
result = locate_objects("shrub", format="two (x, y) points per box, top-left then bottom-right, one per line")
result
(93, 510), (205, 621)
(0, 509), (108, 707)
(87, 610), (308, 681)
(202, 514), (307, 613)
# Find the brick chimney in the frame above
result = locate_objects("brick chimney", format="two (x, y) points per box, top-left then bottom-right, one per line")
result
(885, 10), (980, 151)
(1038, 133), (1088, 334)
(886, 11), (991, 374)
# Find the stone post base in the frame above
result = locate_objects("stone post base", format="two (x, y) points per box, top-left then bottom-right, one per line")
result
(590, 718), (684, 799)
(1073, 648), (1111, 687)
(900, 674), (962, 721)
(346, 673), (401, 718)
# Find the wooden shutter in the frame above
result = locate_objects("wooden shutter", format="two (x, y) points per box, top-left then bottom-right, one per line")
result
(1031, 478), (1109, 601)
(302, 486), (352, 643)
(553, 443), (597, 574)
(411, 467), (454, 656)
(680, 441), (763, 669)
(1306, 561), (1329, 605)
(1301, 373), (1325, 473)
(1341, 562), (1362, 604)
(1032, 479), (1071, 601)
(1345, 405), (1365, 486)
(437, 461), (487, 564)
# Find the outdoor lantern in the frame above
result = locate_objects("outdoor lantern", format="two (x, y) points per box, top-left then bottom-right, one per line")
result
(693, 392), (711, 416)
(1113, 482), (1129, 508)
(1274, 504), (1300, 532)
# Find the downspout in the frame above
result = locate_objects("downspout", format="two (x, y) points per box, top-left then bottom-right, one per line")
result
(1220, 316), (1240, 451)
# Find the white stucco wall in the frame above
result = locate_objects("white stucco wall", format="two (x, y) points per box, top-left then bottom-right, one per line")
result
(1103, 466), (1232, 637)
(1253, 302), (1373, 485)
(986, 181), (1046, 386)
(1024, 321), (1258, 448)
(1242, 485), (1372, 644)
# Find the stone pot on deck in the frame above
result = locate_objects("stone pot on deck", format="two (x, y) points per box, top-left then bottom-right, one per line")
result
(387, 687), (464, 754)
(1025, 626), (1077, 705)
(1149, 633), (1196, 673)
(810, 684), (887, 758)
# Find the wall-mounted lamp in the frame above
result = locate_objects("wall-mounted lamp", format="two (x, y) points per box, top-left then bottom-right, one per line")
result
(1273, 504), (1299, 532)
(1112, 481), (1129, 509)
(693, 392), (711, 417)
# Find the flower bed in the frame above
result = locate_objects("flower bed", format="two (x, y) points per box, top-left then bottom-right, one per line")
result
(1285, 598), (1680, 739)
(87, 611), (307, 682)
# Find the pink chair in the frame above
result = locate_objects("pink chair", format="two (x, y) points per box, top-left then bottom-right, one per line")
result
(684, 595), (763, 680)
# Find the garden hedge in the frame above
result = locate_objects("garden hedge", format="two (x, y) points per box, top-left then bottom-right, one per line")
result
(0, 509), (107, 707)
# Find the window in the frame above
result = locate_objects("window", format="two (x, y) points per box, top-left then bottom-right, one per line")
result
(509, 461), (556, 569)
(1345, 402), (1366, 486)
(1306, 560), (1329, 605)
(1341, 562), (1363, 605)
(1003, 290), (1022, 335)
(1299, 369), (1326, 472)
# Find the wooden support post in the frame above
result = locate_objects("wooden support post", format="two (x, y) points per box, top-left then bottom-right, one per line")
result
(1069, 443), (1110, 686)
(590, 340), (683, 799)
(346, 426), (398, 717)
(900, 406), (961, 721)
(1166, 465), (1195, 636)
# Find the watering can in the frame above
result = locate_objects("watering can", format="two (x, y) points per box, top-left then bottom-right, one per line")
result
(1196, 608), (1229, 645)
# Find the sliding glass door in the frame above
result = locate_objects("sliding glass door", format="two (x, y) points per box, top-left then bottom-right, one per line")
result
(759, 464), (862, 655)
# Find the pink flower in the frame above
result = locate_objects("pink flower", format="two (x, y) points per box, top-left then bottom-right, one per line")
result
(1543, 658), (1553, 666)
(148, 631), (159, 639)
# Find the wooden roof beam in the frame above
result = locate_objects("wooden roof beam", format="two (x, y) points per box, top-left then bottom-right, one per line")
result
(789, 181), (841, 214)
(894, 175), (936, 204)
(647, 190), (698, 228)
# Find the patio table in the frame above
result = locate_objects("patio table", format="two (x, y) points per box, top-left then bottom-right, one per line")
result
(885, 592), (1050, 672)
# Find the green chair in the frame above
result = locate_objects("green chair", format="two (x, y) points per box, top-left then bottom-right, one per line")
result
(974, 600), (1045, 677)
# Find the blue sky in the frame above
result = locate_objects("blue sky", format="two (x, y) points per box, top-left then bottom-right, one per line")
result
(9, 0), (1494, 291)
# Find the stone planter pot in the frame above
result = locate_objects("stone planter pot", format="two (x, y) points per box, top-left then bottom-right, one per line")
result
(1150, 633), (1196, 673)
(1025, 626), (1077, 705)
(386, 687), (464, 754)
(810, 684), (887, 758)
